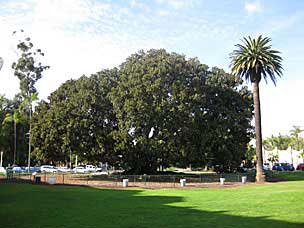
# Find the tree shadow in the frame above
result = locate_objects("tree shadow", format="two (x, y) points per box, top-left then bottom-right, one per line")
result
(0, 183), (303, 228)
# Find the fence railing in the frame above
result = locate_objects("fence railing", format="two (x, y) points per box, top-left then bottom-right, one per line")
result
(4, 172), (256, 188)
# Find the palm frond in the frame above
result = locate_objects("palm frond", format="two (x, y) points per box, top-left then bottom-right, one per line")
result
(230, 35), (283, 85)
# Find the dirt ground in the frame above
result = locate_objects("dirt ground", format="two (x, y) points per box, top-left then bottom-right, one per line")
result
(1, 174), (253, 189)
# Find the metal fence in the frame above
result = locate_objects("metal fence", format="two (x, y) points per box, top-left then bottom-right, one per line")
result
(5, 172), (256, 188)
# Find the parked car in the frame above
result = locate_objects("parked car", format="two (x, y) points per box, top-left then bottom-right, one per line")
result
(263, 163), (271, 170)
(24, 166), (41, 173)
(57, 167), (72, 173)
(272, 163), (294, 171)
(296, 163), (304, 171)
(73, 166), (87, 173)
(12, 166), (25, 173)
(85, 165), (97, 172)
(40, 165), (58, 173)
(95, 167), (104, 172)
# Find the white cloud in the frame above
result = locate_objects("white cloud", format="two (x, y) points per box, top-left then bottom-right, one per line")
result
(157, 10), (171, 17)
(156, 0), (194, 10)
(130, 0), (150, 12)
(244, 1), (262, 14)
(260, 13), (303, 36)
(0, 0), (165, 100)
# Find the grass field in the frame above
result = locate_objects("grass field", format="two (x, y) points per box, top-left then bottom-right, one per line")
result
(0, 181), (304, 228)
(270, 171), (304, 181)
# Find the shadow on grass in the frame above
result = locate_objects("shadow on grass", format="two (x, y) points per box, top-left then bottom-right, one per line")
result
(0, 183), (303, 228)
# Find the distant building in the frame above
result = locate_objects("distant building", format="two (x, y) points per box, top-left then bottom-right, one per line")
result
(263, 147), (304, 167)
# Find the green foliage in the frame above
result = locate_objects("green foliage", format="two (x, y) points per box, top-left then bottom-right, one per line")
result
(12, 30), (49, 99)
(263, 127), (304, 151)
(245, 145), (256, 166)
(0, 95), (29, 165)
(0, 95), (12, 154)
(263, 134), (291, 150)
(111, 49), (252, 173)
(32, 70), (118, 165)
(290, 126), (304, 151)
(230, 35), (283, 85)
(31, 49), (253, 173)
(267, 153), (279, 163)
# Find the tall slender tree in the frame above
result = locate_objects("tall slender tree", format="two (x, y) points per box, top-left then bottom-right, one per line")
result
(12, 30), (49, 169)
(230, 35), (283, 182)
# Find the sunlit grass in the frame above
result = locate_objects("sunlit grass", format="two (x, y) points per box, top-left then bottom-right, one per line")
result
(0, 182), (303, 228)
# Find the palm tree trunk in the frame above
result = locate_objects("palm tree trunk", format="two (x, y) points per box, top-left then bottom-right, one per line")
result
(252, 81), (265, 182)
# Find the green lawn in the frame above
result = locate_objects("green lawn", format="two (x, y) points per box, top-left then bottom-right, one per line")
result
(0, 182), (303, 228)
(270, 171), (304, 181)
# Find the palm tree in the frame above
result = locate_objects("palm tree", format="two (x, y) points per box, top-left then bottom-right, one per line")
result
(2, 110), (25, 164)
(230, 35), (283, 182)
(290, 125), (303, 151)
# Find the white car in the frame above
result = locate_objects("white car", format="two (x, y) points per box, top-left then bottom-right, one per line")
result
(85, 165), (97, 172)
(73, 166), (87, 173)
(57, 167), (72, 173)
(40, 165), (57, 173)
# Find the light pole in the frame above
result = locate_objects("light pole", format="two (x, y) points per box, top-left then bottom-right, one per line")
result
(69, 149), (72, 168)
(27, 96), (32, 171)
(0, 151), (3, 167)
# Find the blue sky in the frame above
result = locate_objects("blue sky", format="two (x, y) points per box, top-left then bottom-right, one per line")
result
(0, 0), (304, 137)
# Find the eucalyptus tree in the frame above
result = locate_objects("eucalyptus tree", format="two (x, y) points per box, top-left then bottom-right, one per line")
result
(230, 35), (283, 182)
(12, 30), (49, 169)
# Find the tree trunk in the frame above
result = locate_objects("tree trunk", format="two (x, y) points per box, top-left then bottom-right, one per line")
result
(28, 102), (32, 171)
(13, 121), (16, 165)
(252, 81), (265, 182)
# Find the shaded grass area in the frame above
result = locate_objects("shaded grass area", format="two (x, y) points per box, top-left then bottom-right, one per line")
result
(269, 171), (304, 181)
(0, 182), (304, 228)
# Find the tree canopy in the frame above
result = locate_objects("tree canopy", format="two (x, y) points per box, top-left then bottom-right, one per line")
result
(32, 49), (253, 174)
(32, 70), (118, 165)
